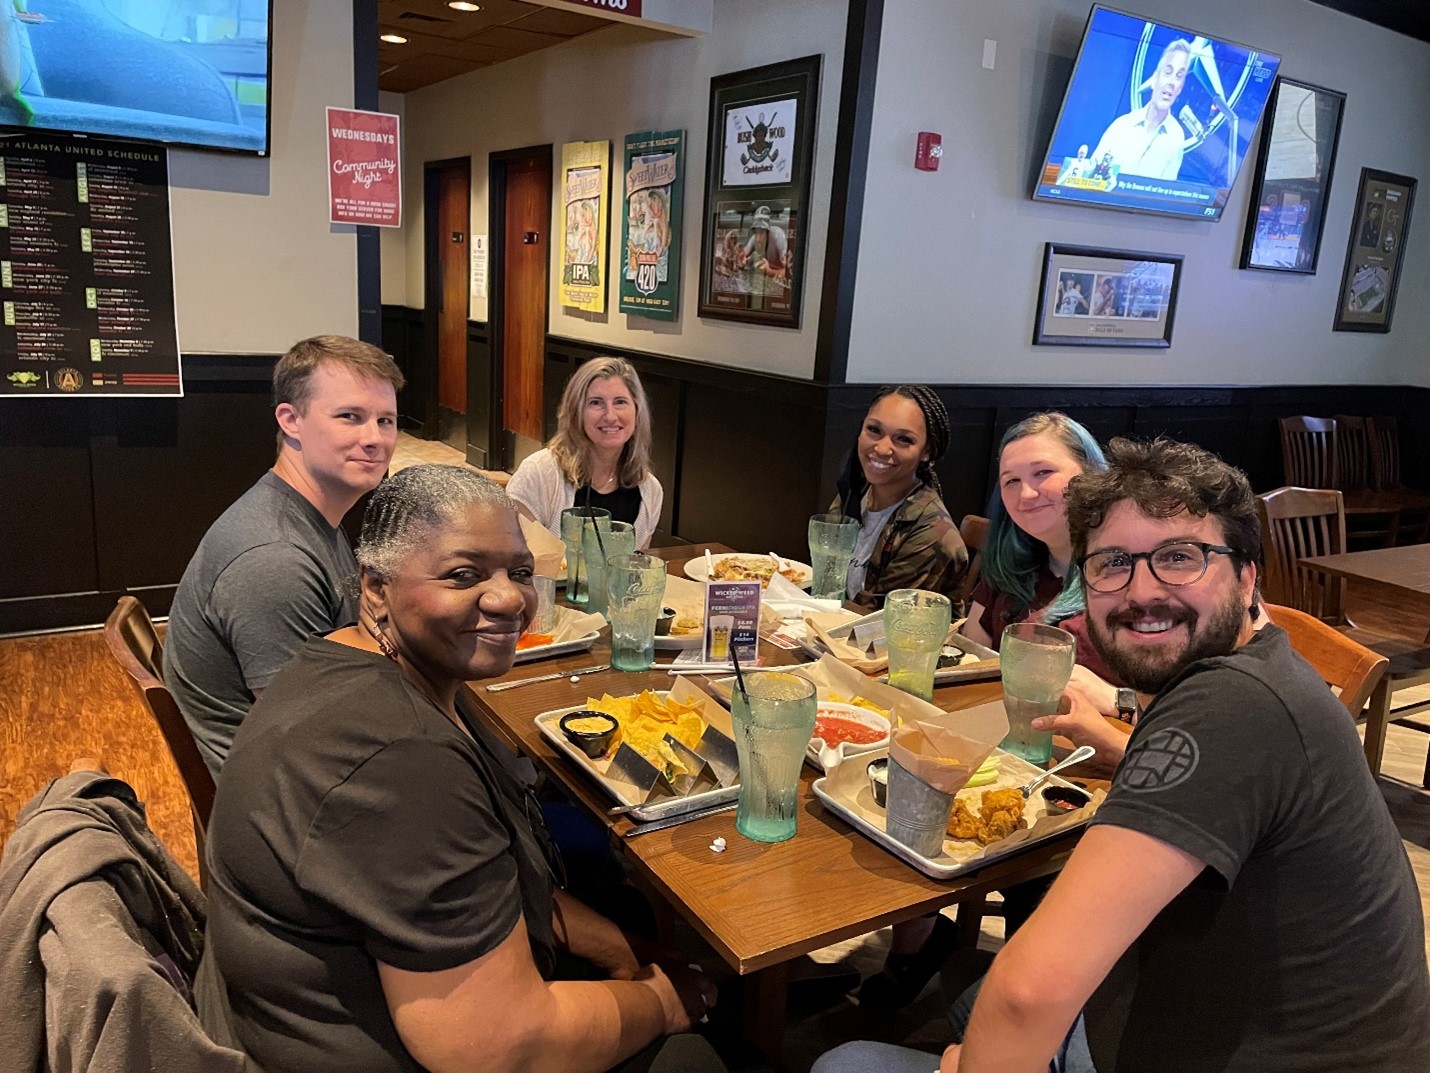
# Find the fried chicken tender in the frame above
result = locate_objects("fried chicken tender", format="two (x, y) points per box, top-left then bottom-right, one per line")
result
(947, 787), (1028, 845)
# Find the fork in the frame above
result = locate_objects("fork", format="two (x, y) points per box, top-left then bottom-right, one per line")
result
(1018, 745), (1096, 799)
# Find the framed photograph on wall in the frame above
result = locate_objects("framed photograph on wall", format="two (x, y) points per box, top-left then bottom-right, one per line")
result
(1238, 78), (1345, 273)
(697, 55), (820, 328)
(1334, 168), (1416, 333)
(1033, 243), (1183, 348)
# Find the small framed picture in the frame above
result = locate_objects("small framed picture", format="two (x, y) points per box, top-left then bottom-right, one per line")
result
(1333, 168), (1416, 333)
(697, 55), (820, 329)
(1239, 78), (1345, 274)
(1033, 243), (1183, 347)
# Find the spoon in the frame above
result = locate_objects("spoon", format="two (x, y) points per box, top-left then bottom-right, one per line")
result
(1018, 745), (1096, 799)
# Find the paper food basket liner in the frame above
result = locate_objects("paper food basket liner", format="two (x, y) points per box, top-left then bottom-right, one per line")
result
(547, 603), (606, 642)
(806, 612), (888, 674)
(887, 699), (1008, 795)
(519, 514), (568, 579)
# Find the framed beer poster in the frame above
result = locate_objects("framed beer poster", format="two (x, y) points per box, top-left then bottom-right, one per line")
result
(1334, 168), (1416, 333)
(698, 55), (820, 328)
(619, 129), (683, 321)
(559, 140), (611, 313)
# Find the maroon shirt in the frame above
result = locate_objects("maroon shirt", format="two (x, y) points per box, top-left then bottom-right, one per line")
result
(971, 561), (1122, 686)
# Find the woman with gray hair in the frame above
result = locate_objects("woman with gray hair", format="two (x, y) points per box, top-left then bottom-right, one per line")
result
(507, 356), (664, 548)
(199, 464), (719, 1073)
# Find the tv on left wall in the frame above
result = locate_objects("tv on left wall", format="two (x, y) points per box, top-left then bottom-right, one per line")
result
(1, 0), (273, 155)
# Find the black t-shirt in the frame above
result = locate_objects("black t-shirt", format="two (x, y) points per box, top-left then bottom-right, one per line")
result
(577, 483), (642, 527)
(1085, 626), (1430, 1072)
(200, 638), (556, 1073)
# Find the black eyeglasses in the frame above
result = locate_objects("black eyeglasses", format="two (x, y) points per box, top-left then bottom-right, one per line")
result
(1079, 541), (1237, 594)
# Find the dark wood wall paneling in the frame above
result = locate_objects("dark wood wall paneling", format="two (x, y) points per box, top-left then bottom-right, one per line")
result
(1, 355), (280, 634)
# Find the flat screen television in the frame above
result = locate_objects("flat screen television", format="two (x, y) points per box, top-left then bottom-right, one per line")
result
(0, 0), (272, 155)
(1033, 6), (1279, 220)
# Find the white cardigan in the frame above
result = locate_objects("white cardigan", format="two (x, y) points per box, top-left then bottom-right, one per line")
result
(507, 447), (663, 549)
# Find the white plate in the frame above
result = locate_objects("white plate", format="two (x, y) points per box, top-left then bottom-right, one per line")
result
(683, 552), (813, 589)
(512, 631), (601, 663)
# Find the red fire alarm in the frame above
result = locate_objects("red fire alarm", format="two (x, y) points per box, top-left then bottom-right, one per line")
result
(915, 131), (943, 171)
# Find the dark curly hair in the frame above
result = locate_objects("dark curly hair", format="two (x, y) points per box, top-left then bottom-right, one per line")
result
(1065, 437), (1262, 574)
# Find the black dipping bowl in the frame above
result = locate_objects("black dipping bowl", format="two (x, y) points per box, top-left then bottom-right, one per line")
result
(1042, 784), (1093, 812)
(867, 757), (890, 808)
(937, 644), (967, 669)
(654, 607), (677, 637)
(559, 710), (619, 759)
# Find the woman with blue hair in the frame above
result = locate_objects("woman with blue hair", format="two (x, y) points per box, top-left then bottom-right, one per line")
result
(959, 412), (1116, 683)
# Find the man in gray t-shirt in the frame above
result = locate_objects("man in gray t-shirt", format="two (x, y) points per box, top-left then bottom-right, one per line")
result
(163, 336), (403, 777)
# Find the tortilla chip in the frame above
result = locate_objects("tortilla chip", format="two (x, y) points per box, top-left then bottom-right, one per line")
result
(582, 690), (705, 770)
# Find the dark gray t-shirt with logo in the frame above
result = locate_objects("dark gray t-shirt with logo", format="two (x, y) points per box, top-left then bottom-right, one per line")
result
(163, 471), (358, 777)
(1085, 625), (1430, 1072)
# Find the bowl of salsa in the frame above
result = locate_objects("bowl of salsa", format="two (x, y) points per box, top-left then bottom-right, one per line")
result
(808, 702), (891, 772)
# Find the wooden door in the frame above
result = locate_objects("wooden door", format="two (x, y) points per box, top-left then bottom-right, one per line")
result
(436, 165), (469, 415)
(501, 154), (550, 462)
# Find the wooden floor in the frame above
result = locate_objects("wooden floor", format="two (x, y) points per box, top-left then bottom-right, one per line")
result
(1, 582), (1427, 1073)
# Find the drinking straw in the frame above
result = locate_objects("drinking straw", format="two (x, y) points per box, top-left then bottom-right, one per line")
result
(729, 629), (748, 700)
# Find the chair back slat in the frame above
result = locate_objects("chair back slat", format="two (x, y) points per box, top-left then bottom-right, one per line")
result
(956, 514), (990, 607)
(1263, 603), (1387, 717)
(1331, 415), (1372, 492)
(1278, 416), (1339, 489)
(1368, 415), (1402, 491)
(1257, 487), (1347, 624)
(103, 597), (216, 885)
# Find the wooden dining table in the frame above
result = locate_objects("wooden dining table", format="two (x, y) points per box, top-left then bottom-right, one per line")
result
(1299, 543), (1430, 773)
(464, 544), (1086, 1065)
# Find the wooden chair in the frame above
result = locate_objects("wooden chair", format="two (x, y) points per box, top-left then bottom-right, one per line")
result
(1257, 487), (1349, 621)
(1262, 603), (1388, 718)
(956, 514), (990, 607)
(1367, 415), (1430, 543)
(1257, 489), (1430, 782)
(103, 597), (214, 887)
(1331, 415), (1374, 492)
(1278, 416), (1338, 489)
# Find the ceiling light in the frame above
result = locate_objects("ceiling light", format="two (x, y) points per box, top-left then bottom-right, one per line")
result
(380, 33), (408, 44)
(448, 2), (482, 10)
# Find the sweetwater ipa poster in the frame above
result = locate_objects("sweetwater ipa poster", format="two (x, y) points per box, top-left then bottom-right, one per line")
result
(0, 133), (181, 397)
(327, 107), (401, 227)
(619, 129), (683, 320)
(559, 140), (610, 313)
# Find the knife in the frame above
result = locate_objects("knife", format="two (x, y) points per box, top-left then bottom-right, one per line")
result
(484, 664), (609, 692)
(623, 801), (737, 838)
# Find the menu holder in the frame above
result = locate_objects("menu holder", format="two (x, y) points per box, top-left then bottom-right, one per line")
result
(702, 580), (761, 664)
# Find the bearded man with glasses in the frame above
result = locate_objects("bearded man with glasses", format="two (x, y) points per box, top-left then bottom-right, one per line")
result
(942, 437), (1430, 1073)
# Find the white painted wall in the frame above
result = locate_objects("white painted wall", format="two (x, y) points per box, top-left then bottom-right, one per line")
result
(379, 90), (408, 307)
(393, 0), (846, 380)
(170, 0), (357, 354)
(847, 0), (1430, 386)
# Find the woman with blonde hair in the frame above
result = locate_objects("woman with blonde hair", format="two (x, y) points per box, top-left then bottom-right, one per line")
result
(507, 357), (664, 548)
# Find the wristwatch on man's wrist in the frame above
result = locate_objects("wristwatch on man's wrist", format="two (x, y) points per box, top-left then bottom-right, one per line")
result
(1114, 688), (1140, 724)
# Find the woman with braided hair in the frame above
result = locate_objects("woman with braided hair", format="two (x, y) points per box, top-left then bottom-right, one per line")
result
(199, 464), (725, 1073)
(832, 384), (968, 611)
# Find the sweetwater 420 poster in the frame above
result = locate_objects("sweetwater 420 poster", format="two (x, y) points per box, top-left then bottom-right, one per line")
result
(559, 140), (611, 314)
(0, 133), (181, 397)
(619, 129), (683, 320)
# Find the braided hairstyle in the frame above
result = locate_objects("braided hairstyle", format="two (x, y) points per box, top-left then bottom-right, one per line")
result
(358, 464), (516, 580)
(838, 385), (951, 517)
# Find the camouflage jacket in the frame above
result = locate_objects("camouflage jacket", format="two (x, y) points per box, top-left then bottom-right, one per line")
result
(832, 484), (969, 611)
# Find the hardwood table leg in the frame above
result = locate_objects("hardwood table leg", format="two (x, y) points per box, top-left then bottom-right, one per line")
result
(741, 962), (790, 1071)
